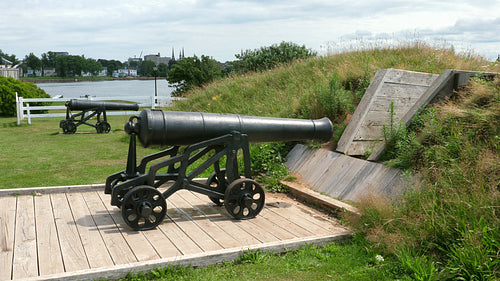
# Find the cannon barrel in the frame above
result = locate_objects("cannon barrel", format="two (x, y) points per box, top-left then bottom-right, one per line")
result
(66, 99), (139, 111)
(126, 109), (333, 147)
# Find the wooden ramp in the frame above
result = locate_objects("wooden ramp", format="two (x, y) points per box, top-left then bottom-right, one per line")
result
(285, 144), (410, 202)
(337, 69), (498, 160)
(336, 68), (440, 158)
(0, 185), (349, 281)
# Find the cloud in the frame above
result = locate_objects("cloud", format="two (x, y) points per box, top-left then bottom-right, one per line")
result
(1, 0), (499, 62)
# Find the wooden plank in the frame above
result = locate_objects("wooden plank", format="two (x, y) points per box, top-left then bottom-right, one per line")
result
(0, 196), (17, 281)
(337, 69), (388, 153)
(344, 140), (377, 156)
(283, 180), (360, 215)
(96, 192), (181, 259)
(157, 207), (203, 255)
(0, 184), (105, 197)
(66, 192), (114, 269)
(81, 191), (137, 265)
(383, 69), (438, 85)
(140, 225), (182, 259)
(181, 191), (279, 244)
(51, 193), (90, 272)
(170, 191), (242, 248)
(259, 205), (314, 237)
(34, 194), (64, 276)
(96, 192), (160, 262)
(265, 201), (333, 236)
(167, 194), (224, 252)
(186, 191), (275, 245)
(12, 195), (38, 279)
(26, 234), (351, 281)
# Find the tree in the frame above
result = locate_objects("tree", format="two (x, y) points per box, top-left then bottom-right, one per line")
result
(139, 60), (156, 77)
(233, 41), (317, 72)
(166, 55), (224, 96)
(157, 62), (168, 77)
(0, 50), (19, 65)
(55, 55), (87, 77)
(41, 51), (57, 68)
(84, 58), (103, 76)
(24, 53), (42, 76)
(98, 59), (123, 77)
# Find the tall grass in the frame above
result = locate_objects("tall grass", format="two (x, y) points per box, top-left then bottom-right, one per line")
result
(352, 76), (500, 280)
(170, 42), (496, 119)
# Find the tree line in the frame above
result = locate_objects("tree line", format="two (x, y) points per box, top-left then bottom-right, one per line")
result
(2, 42), (316, 95)
(1, 50), (172, 78)
(166, 42), (317, 96)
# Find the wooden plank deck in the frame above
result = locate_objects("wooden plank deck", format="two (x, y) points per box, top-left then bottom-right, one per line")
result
(0, 185), (350, 281)
(285, 144), (411, 202)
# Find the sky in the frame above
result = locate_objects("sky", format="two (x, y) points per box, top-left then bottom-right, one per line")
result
(1, 0), (499, 63)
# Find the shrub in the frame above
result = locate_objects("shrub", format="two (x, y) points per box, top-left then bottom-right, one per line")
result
(233, 41), (316, 72)
(0, 76), (50, 116)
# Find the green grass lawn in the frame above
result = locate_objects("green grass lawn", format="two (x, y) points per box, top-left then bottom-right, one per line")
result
(0, 115), (161, 189)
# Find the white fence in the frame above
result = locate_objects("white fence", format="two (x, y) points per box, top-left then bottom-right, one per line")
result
(16, 93), (182, 125)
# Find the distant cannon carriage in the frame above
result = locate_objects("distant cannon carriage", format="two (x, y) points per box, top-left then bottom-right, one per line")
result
(59, 99), (139, 134)
(106, 109), (333, 230)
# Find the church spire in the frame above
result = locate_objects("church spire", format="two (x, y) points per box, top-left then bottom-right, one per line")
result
(171, 47), (175, 61)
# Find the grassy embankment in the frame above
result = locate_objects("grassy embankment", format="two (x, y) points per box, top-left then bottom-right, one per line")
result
(2, 42), (499, 280)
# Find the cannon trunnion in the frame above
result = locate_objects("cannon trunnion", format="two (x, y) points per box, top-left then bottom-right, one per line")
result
(106, 109), (333, 230)
(59, 99), (139, 134)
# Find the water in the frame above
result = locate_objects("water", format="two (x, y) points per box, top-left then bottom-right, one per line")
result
(36, 79), (174, 99)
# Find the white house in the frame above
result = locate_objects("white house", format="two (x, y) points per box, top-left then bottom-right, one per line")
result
(0, 65), (20, 79)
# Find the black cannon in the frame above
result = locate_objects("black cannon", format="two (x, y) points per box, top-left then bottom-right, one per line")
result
(59, 99), (139, 134)
(106, 109), (333, 230)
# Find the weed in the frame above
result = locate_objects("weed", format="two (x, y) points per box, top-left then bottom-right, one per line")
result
(236, 249), (270, 264)
(250, 142), (291, 192)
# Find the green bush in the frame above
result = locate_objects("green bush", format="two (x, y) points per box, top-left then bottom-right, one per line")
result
(233, 41), (317, 72)
(0, 76), (50, 116)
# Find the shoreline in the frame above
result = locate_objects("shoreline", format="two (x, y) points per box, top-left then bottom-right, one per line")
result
(21, 77), (158, 83)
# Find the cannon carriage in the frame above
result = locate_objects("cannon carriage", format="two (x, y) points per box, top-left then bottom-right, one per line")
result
(105, 109), (333, 230)
(59, 99), (139, 134)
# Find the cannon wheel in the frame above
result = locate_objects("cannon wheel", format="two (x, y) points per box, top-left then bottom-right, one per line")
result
(60, 119), (77, 134)
(206, 169), (228, 206)
(224, 178), (265, 220)
(96, 121), (111, 134)
(121, 185), (166, 230)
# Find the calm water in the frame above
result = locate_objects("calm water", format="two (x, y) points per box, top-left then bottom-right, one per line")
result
(36, 79), (174, 99)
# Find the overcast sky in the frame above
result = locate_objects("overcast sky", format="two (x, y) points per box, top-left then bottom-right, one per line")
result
(1, 0), (499, 63)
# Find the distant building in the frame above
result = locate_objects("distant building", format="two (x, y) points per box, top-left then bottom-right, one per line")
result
(144, 53), (171, 65)
(113, 67), (138, 77)
(1, 56), (20, 79)
(0, 64), (20, 79)
(24, 67), (42, 77)
(43, 67), (57, 77)
(98, 67), (107, 77)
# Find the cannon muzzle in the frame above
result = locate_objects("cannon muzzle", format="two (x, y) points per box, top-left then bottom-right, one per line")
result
(66, 99), (139, 111)
(126, 109), (333, 147)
